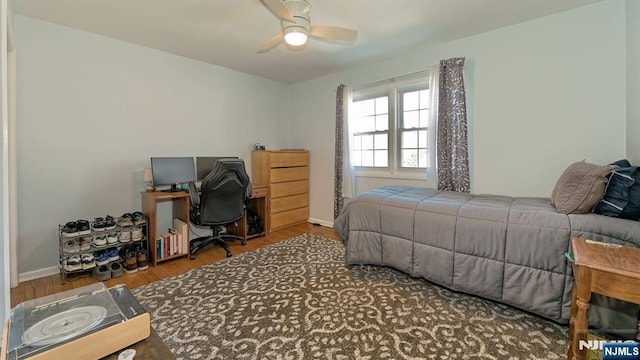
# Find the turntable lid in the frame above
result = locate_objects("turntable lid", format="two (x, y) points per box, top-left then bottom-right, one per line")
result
(7, 283), (126, 356)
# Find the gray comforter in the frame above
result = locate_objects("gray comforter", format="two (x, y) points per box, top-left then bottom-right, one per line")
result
(334, 186), (640, 327)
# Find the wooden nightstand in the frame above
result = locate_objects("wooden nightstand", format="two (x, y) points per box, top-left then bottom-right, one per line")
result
(567, 237), (640, 360)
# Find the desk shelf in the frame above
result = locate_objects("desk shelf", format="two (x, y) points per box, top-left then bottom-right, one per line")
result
(141, 191), (191, 267)
(226, 185), (268, 241)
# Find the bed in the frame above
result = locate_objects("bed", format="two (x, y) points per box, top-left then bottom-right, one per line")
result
(334, 185), (640, 332)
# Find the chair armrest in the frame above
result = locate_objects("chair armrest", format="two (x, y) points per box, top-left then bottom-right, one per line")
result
(246, 182), (253, 199)
(188, 182), (200, 208)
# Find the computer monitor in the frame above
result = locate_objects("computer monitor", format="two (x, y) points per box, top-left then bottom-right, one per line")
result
(196, 156), (239, 181)
(150, 157), (196, 192)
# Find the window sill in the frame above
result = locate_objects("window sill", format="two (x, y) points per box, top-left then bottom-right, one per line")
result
(354, 171), (429, 181)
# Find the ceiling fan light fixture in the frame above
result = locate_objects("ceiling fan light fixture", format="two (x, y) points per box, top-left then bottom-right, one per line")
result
(283, 27), (308, 46)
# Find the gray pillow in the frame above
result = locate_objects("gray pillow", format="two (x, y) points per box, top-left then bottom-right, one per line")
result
(551, 161), (612, 214)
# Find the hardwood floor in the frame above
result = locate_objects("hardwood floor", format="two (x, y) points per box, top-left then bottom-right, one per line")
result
(10, 223), (339, 307)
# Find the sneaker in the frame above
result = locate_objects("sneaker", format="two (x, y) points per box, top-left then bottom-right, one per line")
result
(95, 252), (110, 266)
(132, 212), (146, 226)
(106, 232), (119, 244)
(81, 253), (96, 270)
(117, 213), (134, 227)
(79, 236), (92, 251)
(63, 240), (80, 253)
(105, 215), (117, 230)
(61, 222), (78, 238)
(63, 255), (82, 271)
(131, 227), (143, 241)
(137, 249), (148, 271)
(92, 217), (106, 232)
(107, 248), (120, 262)
(93, 234), (107, 247)
(110, 262), (123, 278)
(124, 250), (138, 274)
(77, 219), (91, 236)
(92, 265), (111, 281)
(119, 229), (131, 243)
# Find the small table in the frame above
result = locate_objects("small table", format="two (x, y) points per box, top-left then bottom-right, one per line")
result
(567, 237), (640, 360)
(102, 328), (174, 360)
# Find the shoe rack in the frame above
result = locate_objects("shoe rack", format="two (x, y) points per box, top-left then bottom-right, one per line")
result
(58, 216), (148, 283)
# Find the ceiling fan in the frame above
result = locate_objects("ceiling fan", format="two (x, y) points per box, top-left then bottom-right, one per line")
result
(257, 0), (358, 53)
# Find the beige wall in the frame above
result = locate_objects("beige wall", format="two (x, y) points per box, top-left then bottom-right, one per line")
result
(15, 16), (292, 276)
(291, 0), (627, 225)
(627, 0), (640, 164)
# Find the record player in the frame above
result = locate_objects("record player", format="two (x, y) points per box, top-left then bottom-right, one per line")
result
(1, 283), (150, 360)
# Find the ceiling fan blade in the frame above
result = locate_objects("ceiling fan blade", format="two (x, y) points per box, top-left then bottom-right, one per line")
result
(309, 26), (358, 44)
(256, 33), (285, 54)
(260, 0), (295, 23)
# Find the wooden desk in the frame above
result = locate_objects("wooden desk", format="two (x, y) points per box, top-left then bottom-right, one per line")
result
(102, 328), (174, 360)
(142, 186), (268, 265)
(567, 237), (640, 360)
(141, 191), (191, 266)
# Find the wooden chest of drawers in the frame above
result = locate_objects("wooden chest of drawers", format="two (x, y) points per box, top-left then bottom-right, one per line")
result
(251, 150), (309, 233)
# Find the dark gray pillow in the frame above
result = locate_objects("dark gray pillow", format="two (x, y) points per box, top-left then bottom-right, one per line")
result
(551, 161), (612, 214)
(593, 165), (640, 220)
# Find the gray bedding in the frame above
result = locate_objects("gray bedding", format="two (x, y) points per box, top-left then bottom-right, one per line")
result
(334, 185), (640, 326)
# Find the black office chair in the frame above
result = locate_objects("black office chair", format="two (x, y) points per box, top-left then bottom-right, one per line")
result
(188, 159), (252, 259)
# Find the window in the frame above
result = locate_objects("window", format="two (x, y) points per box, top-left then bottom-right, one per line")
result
(399, 87), (430, 168)
(350, 75), (433, 177)
(351, 96), (389, 167)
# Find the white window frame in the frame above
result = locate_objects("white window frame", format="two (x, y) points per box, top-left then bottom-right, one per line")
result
(350, 75), (436, 180)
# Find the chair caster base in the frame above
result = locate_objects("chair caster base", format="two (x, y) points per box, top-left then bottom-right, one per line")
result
(241, 240), (247, 246)
(226, 251), (232, 258)
(190, 254), (196, 260)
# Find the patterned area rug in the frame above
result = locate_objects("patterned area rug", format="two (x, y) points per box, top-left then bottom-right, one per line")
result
(133, 233), (568, 359)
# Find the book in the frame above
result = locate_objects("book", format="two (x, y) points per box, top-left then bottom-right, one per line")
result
(173, 218), (189, 255)
(159, 232), (172, 258)
(167, 228), (176, 255)
(156, 235), (162, 259)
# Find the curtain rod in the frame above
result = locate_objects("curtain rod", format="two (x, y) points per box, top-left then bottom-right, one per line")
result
(349, 68), (430, 89)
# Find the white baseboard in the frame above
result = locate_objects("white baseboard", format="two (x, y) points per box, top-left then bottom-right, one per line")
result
(308, 217), (334, 228)
(18, 265), (59, 283)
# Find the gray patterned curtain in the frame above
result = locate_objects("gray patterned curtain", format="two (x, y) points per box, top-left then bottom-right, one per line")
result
(437, 57), (470, 192)
(334, 84), (346, 219)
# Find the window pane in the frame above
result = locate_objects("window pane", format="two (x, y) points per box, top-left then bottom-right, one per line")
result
(402, 130), (418, 149)
(403, 91), (419, 111)
(418, 149), (427, 168)
(351, 101), (363, 117)
(401, 149), (418, 167)
(418, 130), (427, 148)
(419, 89), (429, 108)
(375, 97), (388, 114)
(360, 115), (375, 132)
(419, 109), (429, 128)
(374, 150), (388, 167)
(362, 99), (375, 116)
(352, 150), (362, 166)
(362, 150), (374, 167)
(375, 114), (388, 131)
(374, 133), (387, 150)
(403, 110), (419, 129)
(361, 134), (373, 150)
(353, 135), (362, 150)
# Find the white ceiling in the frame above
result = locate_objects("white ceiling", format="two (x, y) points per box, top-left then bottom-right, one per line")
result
(14, 0), (602, 83)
